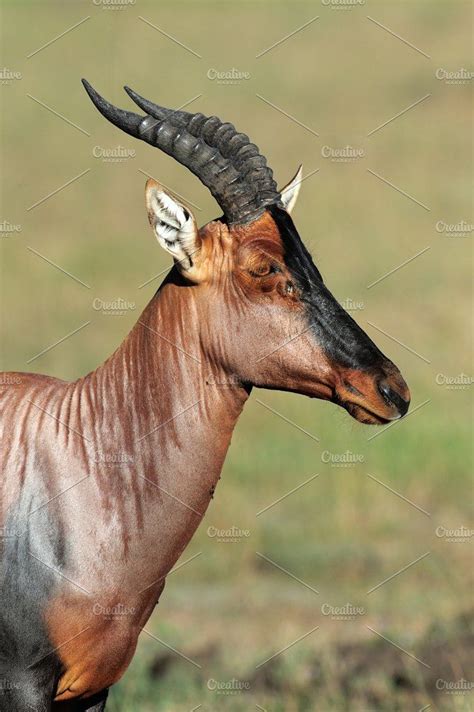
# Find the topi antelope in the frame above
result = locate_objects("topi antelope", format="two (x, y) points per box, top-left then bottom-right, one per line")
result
(0, 80), (410, 710)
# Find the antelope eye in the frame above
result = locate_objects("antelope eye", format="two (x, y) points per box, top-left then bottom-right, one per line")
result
(248, 263), (281, 278)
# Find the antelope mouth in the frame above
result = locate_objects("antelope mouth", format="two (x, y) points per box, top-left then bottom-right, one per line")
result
(336, 371), (410, 425)
(342, 399), (397, 425)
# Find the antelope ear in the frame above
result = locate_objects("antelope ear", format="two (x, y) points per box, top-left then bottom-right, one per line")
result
(145, 178), (202, 277)
(280, 165), (302, 214)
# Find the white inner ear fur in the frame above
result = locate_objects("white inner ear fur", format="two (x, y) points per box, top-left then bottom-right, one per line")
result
(146, 183), (199, 271)
(280, 164), (303, 214)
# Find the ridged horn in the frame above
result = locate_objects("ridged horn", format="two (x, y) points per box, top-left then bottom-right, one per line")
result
(82, 79), (282, 225)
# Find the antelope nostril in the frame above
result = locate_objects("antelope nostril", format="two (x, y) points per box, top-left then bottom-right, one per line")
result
(378, 380), (410, 417)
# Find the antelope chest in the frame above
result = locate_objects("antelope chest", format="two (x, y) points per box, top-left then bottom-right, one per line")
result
(48, 586), (163, 701)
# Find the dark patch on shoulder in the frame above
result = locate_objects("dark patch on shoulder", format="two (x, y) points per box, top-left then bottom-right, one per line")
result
(0, 495), (65, 706)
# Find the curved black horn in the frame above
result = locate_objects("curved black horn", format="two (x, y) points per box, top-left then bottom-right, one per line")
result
(82, 79), (282, 225)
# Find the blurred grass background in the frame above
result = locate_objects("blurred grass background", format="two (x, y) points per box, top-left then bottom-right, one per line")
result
(1, 0), (472, 710)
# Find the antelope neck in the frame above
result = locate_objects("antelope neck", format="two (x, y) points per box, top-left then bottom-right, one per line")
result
(79, 272), (249, 495)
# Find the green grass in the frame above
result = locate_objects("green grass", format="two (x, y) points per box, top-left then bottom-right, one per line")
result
(1, 0), (472, 709)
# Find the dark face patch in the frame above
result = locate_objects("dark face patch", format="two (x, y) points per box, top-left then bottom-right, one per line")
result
(268, 205), (387, 373)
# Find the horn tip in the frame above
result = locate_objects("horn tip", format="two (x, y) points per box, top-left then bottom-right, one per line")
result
(81, 78), (99, 103)
(123, 85), (137, 100)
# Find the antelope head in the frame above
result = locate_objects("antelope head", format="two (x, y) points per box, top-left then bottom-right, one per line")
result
(83, 81), (410, 425)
